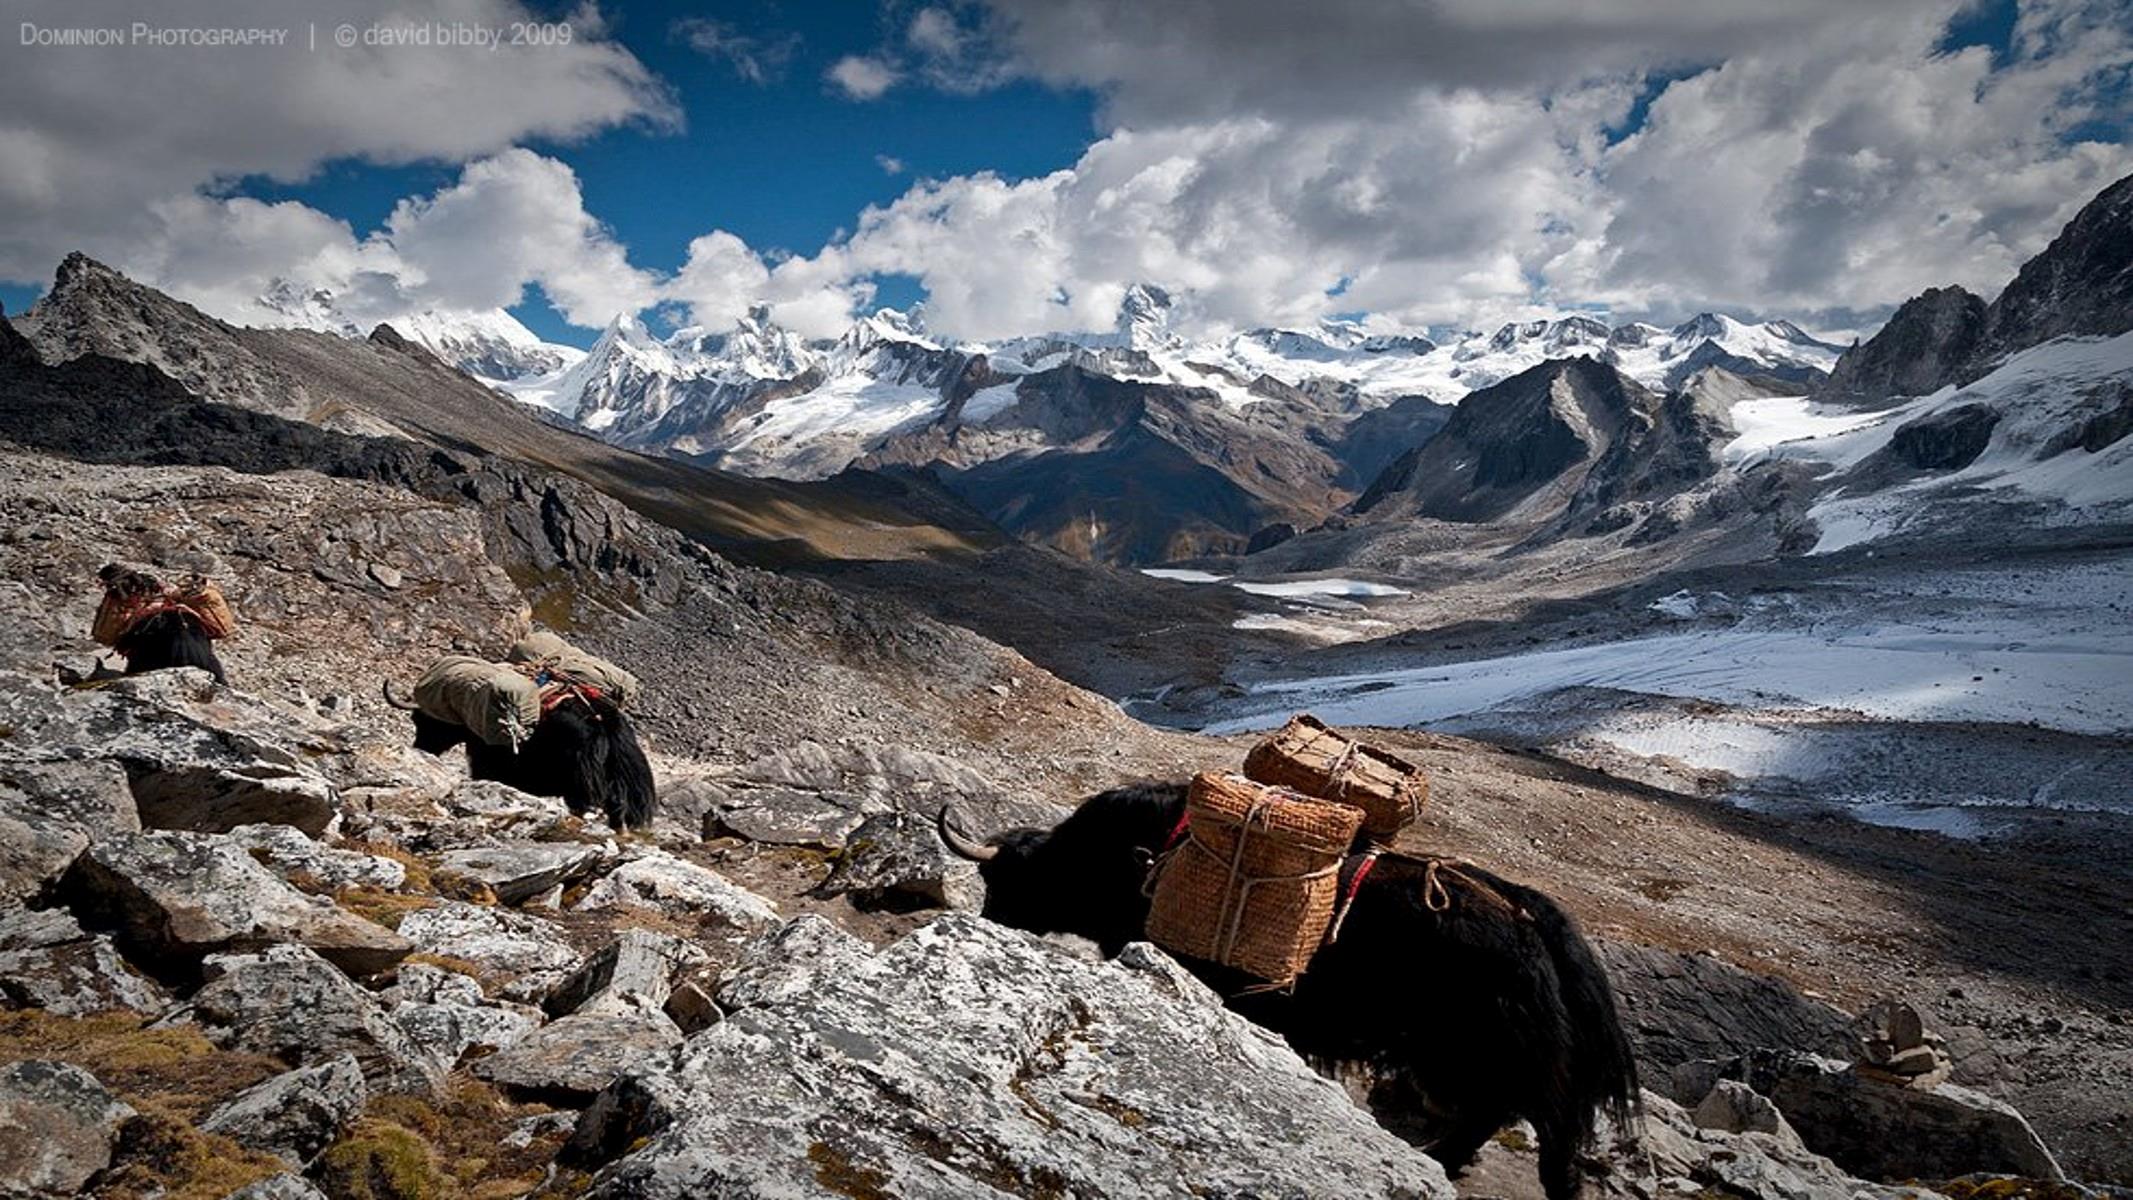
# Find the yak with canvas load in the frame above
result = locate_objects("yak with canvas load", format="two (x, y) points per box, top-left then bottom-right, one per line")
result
(386, 631), (656, 830)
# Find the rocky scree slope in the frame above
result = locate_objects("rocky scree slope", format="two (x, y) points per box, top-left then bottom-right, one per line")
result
(0, 504), (2098, 1195)
(0, 408), (2026, 1196)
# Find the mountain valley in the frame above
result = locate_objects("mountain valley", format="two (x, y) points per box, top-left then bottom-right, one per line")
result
(1, 163), (2130, 1199)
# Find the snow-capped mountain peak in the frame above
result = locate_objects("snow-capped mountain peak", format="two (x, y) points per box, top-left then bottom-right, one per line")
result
(252, 277), (583, 382)
(1116, 283), (1179, 351)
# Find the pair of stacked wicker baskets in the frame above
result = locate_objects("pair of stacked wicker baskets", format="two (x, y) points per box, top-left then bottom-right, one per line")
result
(1147, 714), (1429, 987)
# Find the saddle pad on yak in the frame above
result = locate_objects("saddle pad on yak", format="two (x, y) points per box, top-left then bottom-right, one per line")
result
(412, 655), (542, 748)
(507, 630), (639, 706)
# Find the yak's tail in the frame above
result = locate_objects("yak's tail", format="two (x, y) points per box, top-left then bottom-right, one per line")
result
(1494, 873), (1642, 1141)
(117, 609), (226, 684)
(549, 696), (655, 831)
(598, 706), (656, 831)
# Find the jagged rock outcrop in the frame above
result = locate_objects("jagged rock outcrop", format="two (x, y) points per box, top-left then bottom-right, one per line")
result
(1822, 286), (1988, 405)
(0, 907), (168, 1016)
(199, 1054), (369, 1167)
(1974, 172), (2133, 367)
(63, 829), (412, 978)
(567, 916), (1454, 1198)
(179, 944), (443, 1093)
(1707, 1049), (2065, 1183)
(1821, 171), (2133, 404)
(0, 1059), (136, 1198)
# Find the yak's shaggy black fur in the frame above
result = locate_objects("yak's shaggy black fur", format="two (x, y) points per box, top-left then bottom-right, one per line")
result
(407, 695), (656, 831)
(966, 781), (1639, 1200)
(116, 608), (227, 684)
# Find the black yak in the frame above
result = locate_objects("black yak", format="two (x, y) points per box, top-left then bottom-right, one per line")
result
(115, 607), (228, 683)
(384, 681), (656, 831)
(940, 781), (1639, 1200)
(95, 566), (227, 683)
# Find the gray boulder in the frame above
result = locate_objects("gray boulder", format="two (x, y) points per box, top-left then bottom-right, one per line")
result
(0, 906), (168, 1015)
(435, 843), (605, 906)
(1601, 942), (1856, 1071)
(817, 809), (985, 911)
(62, 829), (410, 976)
(569, 848), (778, 936)
(220, 1175), (331, 1200)
(178, 944), (440, 1093)
(393, 901), (581, 1003)
(378, 962), (542, 1071)
(0, 1059), (136, 1198)
(227, 824), (407, 891)
(568, 915), (1452, 1198)
(1731, 1049), (2063, 1182)
(476, 1005), (684, 1102)
(199, 1054), (367, 1167)
(0, 759), (135, 905)
(544, 928), (708, 1019)
(0, 670), (337, 836)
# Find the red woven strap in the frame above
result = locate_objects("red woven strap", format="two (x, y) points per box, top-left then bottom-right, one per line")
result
(538, 681), (605, 714)
(1323, 848), (1381, 946)
(1159, 808), (1192, 854)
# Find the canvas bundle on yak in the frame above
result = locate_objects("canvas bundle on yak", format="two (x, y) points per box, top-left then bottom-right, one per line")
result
(506, 630), (640, 707)
(411, 655), (543, 749)
(1145, 772), (1365, 988)
(1244, 713), (1426, 842)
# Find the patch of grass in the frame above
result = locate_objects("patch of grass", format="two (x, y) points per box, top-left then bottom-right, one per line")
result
(808, 1141), (894, 1200)
(338, 886), (440, 931)
(314, 1119), (447, 1200)
(96, 1099), (290, 1200)
(427, 870), (501, 906)
(0, 1010), (281, 1118)
(315, 1078), (567, 1200)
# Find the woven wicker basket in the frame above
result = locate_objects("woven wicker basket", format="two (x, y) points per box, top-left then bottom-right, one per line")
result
(1243, 713), (1426, 840)
(1146, 772), (1364, 986)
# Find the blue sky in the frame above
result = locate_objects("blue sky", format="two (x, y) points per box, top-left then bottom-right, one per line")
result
(123, 0), (1090, 345)
(6, 0), (1103, 342)
(5, 0), (2117, 346)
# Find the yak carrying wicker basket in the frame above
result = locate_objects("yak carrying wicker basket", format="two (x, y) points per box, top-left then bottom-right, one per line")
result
(1244, 714), (1426, 841)
(1146, 772), (1365, 987)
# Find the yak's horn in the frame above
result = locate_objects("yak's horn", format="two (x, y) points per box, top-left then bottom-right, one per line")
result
(381, 680), (421, 711)
(937, 804), (998, 862)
